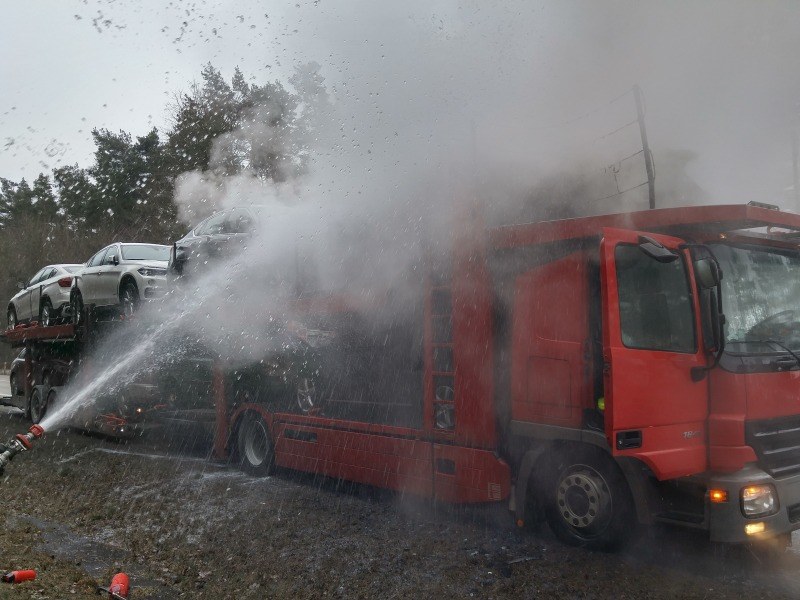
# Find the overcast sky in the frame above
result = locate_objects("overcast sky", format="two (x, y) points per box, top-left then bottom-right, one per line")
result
(4, 1), (800, 211)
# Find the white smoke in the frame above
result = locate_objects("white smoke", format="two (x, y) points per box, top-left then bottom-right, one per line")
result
(43, 0), (800, 431)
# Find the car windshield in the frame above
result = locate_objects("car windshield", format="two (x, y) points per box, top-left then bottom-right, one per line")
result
(120, 244), (169, 261)
(63, 266), (82, 273)
(709, 243), (800, 351)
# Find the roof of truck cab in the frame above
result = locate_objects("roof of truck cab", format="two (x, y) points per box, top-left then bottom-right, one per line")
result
(489, 204), (800, 250)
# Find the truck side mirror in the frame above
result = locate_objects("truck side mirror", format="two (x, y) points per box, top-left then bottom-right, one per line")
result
(693, 257), (721, 290)
(17, 282), (25, 290)
(693, 255), (726, 376)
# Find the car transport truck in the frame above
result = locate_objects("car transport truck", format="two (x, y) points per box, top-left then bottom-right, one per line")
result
(8, 201), (800, 550)
(195, 201), (800, 550)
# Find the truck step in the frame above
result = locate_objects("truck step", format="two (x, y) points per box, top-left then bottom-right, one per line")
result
(655, 510), (706, 528)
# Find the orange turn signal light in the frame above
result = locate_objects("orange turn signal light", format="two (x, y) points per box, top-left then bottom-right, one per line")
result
(709, 489), (728, 503)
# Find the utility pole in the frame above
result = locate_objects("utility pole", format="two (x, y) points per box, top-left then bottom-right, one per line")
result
(793, 127), (800, 209)
(633, 85), (656, 209)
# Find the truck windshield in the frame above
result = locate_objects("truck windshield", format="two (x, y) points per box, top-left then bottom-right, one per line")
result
(709, 243), (800, 351)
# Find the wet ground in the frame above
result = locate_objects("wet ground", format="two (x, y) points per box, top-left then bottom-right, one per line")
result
(2, 376), (800, 598)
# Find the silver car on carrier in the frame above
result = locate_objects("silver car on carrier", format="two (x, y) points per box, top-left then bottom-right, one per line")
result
(70, 243), (170, 323)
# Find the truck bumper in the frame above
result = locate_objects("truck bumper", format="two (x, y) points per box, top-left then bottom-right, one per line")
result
(708, 463), (800, 543)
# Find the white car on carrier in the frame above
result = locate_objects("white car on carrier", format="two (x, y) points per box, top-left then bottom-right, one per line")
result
(7, 264), (84, 328)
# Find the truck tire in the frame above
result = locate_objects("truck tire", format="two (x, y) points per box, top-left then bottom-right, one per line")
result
(29, 387), (47, 424)
(545, 447), (634, 551)
(236, 413), (275, 476)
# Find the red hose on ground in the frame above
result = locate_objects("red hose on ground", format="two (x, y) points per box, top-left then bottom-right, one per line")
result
(1, 570), (36, 583)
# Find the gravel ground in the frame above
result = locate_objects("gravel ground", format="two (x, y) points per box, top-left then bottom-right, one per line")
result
(2, 376), (800, 598)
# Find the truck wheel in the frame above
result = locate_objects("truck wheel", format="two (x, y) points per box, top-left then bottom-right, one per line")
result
(236, 413), (275, 476)
(29, 387), (47, 424)
(545, 448), (634, 551)
(71, 291), (84, 326)
(120, 281), (139, 317)
(40, 298), (54, 327)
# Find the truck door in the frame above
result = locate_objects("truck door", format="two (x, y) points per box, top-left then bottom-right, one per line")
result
(600, 228), (708, 480)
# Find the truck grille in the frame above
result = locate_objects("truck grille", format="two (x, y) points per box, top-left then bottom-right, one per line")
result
(745, 415), (800, 479)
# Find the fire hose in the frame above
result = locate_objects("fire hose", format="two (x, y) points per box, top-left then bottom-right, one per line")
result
(0, 424), (44, 476)
(0, 427), (134, 598)
(97, 572), (130, 599)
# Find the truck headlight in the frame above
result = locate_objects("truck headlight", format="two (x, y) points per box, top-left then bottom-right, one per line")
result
(741, 484), (778, 518)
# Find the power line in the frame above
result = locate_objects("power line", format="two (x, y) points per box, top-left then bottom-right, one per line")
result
(607, 148), (644, 167)
(593, 180), (649, 203)
(528, 87), (635, 132)
(592, 118), (638, 144)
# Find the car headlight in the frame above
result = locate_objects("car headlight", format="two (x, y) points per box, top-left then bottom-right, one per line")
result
(741, 484), (778, 518)
(137, 268), (166, 277)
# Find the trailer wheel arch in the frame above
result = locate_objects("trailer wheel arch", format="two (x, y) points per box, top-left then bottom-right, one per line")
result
(514, 441), (654, 531)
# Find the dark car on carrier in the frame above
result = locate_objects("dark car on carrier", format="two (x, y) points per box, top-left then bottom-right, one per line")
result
(8, 348), (26, 403)
(168, 206), (263, 280)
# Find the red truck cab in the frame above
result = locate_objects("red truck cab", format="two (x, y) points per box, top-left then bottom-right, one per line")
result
(498, 203), (800, 546)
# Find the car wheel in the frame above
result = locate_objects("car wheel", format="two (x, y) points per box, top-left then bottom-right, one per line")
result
(29, 387), (47, 424)
(120, 281), (140, 317)
(236, 413), (275, 476)
(7, 306), (17, 329)
(42, 369), (56, 389)
(296, 377), (317, 414)
(9, 372), (20, 397)
(71, 290), (84, 326)
(40, 298), (54, 327)
(545, 448), (634, 551)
